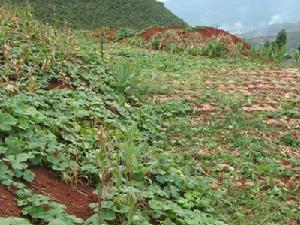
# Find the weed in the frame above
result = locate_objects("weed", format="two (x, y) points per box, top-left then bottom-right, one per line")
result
(111, 62), (142, 95)
(292, 51), (300, 65)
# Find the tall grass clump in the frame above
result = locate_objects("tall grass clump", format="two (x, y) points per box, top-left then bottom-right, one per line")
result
(200, 40), (227, 58)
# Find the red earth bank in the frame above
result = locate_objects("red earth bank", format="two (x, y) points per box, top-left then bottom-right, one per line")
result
(0, 168), (98, 220)
(0, 185), (21, 217)
(29, 168), (97, 220)
(141, 26), (251, 50)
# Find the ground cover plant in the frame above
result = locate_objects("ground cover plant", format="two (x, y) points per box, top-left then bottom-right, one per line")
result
(0, 7), (300, 225)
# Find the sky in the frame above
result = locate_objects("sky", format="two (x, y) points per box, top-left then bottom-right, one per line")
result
(159, 0), (300, 34)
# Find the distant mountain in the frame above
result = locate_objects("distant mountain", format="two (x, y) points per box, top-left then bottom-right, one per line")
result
(240, 21), (300, 52)
(3, 0), (185, 29)
(165, 0), (300, 35)
(240, 21), (300, 38)
(246, 30), (300, 53)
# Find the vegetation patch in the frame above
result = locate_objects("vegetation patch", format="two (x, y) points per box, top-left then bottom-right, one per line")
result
(0, 6), (299, 225)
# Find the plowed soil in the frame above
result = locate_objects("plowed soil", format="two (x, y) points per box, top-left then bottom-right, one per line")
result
(48, 80), (76, 90)
(29, 168), (98, 220)
(0, 185), (21, 217)
(207, 68), (300, 108)
(0, 168), (98, 220)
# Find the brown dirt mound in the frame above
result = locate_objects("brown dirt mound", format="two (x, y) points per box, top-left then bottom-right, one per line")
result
(141, 26), (250, 50)
(141, 27), (169, 41)
(0, 185), (21, 217)
(29, 168), (97, 219)
(140, 25), (185, 41)
(48, 80), (76, 90)
(189, 27), (250, 50)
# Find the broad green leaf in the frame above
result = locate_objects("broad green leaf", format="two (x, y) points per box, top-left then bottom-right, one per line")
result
(86, 214), (106, 225)
(8, 153), (34, 170)
(5, 136), (26, 155)
(0, 146), (7, 155)
(99, 209), (116, 221)
(0, 162), (14, 185)
(0, 112), (17, 131)
(48, 219), (68, 225)
(0, 217), (31, 225)
(21, 169), (36, 183)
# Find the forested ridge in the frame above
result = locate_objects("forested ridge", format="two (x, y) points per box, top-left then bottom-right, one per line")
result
(4, 0), (185, 29)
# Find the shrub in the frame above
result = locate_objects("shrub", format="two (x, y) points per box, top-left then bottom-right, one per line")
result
(201, 40), (226, 58)
(166, 43), (184, 54)
(271, 45), (288, 64)
(252, 44), (288, 64)
(115, 28), (136, 41)
(151, 38), (161, 50)
(252, 31), (289, 64)
(187, 47), (202, 56)
(128, 36), (144, 47)
(293, 51), (300, 65)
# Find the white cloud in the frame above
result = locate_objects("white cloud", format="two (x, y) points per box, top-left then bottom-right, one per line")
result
(269, 14), (284, 25)
(222, 22), (247, 34)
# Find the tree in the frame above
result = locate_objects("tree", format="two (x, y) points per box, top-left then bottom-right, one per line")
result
(274, 29), (287, 49)
(264, 40), (271, 48)
(298, 44), (300, 53)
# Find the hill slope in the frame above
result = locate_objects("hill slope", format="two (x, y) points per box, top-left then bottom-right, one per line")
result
(4, 0), (185, 29)
(1, 7), (299, 225)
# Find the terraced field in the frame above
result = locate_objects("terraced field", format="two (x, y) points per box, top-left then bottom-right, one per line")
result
(108, 45), (300, 224)
(0, 8), (299, 225)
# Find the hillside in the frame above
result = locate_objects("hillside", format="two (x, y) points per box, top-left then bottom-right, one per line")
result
(1, 6), (300, 225)
(4, 0), (185, 29)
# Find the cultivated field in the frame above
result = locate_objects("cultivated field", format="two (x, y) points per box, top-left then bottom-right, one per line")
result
(0, 8), (299, 225)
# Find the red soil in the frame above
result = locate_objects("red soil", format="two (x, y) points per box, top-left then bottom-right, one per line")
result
(0, 185), (21, 217)
(48, 80), (76, 90)
(29, 168), (98, 220)
(141, 26), (184, 41)
(191, 27), (251, 50)
(104, 28), (117, 41)
(141, 27), (169, 41)
(141, 26), (250, 50)
(0, 168), (97, 220)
